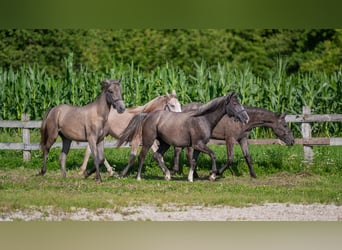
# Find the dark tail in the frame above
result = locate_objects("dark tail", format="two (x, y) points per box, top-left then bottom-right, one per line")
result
(40, 108), (52, 150)
(116, 113), (148, 148)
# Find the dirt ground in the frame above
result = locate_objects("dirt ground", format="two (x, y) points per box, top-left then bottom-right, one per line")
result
(1, 203), (342, 221)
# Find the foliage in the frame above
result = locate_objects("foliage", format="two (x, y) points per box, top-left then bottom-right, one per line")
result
(0, 57), (341, 138)
(0, 29), (341, 76)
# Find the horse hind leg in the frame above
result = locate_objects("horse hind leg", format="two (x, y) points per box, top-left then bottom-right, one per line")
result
(120, 137), (140, 178)
(188, 150), (200, 182)
(38, 125), (58, 176)
(152, 140), (171, 181)
(79, 145), (92, 175)
(103, 158), (115, 176)
(171, 147), (183, 175)
(60, 137), (72, 178)
(136, 143), (153, 181)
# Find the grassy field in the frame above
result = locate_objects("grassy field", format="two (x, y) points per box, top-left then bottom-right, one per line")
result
(0, 142), (341, 213)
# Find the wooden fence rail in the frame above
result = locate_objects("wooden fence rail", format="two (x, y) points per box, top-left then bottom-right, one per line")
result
(0, 106), (341, 162)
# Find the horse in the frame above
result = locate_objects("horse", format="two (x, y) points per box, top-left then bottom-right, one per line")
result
(172, 104), (295, 178)
(39, 79), (125, 182)
(117, 92), (249, 182)
(78, 91), (182, 177)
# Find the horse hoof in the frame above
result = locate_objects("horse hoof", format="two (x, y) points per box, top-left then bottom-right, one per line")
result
(36, 171), (45, 176)
(84, 172), (90, 179)
(165, 172), (171, 181)
(209, 174), (216, 182)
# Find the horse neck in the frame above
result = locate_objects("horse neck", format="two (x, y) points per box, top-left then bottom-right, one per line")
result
(196, 97), (227, 129)
(244, 107), (278, 130)
(94, 92), (111, 119)
(143, 97), (166, 112)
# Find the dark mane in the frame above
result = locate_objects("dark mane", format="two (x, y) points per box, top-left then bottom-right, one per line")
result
(244, 106), (280, 118)
(190, 96), (226, 117)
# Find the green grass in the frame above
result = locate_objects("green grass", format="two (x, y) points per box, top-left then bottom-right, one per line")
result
(0, 144), (341, 213)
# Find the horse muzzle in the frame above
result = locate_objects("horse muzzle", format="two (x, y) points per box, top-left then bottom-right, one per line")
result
(235, 110), (249, 124)
(113, 100), (126, 114)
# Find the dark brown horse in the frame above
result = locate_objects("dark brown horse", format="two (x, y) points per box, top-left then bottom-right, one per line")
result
(39, 79), (125, 182)
(117, 92), (249, 182)
(172, 104), (295, 178)
(79, 91), (182, 177)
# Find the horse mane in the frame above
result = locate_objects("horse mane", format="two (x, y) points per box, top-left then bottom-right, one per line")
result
(125, 96), (164, 114)
(190, 96), (226, 117)
(244, 106), (279, 116)
(142, 96), (167, 113)
(127, 105), (146, 113)
(244, 106), (280, 122)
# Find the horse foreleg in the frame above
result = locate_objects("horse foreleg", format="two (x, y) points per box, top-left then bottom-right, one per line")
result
(193, 143), (217, 181)
(85, 139), (103, 182)
(239, 138), (257, 178)
(171, 147), (182, 175)
(60, 138), (72, 178)
(218, 138), (235, 176)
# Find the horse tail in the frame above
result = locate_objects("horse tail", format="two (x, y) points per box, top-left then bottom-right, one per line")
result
(116, 113), (148, 148)
(40, 108), (53, 150)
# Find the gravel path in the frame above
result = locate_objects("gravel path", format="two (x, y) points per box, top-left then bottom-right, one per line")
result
(1, 203), (342, 221)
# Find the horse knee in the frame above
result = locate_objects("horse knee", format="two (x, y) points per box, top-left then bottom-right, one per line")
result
(228, 158), (233, 166)
(153, 152), (162, 161)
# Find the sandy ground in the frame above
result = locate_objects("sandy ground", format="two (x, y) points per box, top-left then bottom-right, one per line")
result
(1, 203), (342, 221)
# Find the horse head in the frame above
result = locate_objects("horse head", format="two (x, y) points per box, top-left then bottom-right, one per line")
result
(273, 113), (295, 146)
(225, 92), (249, 124)
(102, 79), (126, 114)
(165, 90), (182, 112)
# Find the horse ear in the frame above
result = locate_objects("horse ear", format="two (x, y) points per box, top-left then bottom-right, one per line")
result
(171, 90), (177, 97)
(226, 92), (237, 103)
(101, 79), (111, 88)
(114, 79), (121, 84)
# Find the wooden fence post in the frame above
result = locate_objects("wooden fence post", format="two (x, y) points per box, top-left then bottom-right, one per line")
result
(301, 106), (313, 163)
(22, 114), (31, 161)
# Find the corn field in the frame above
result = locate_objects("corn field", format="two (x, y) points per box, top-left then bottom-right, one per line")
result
(1, 55), (341, 138)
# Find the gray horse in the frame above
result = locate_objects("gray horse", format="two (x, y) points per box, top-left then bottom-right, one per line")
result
(39, 79), (125, 182)
(117, 92), (249, 182)
(173, 104), (295, 178)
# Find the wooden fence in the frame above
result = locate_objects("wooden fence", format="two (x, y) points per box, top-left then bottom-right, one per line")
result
(0, 106), (341, 162)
